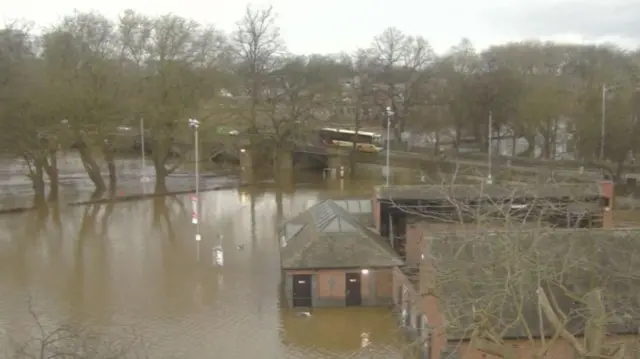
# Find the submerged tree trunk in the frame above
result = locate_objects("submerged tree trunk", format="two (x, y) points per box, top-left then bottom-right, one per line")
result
(152, 135), (183, 195)
(76, 142), (106, 192)
(44, 150), (59, 202)
(154, 158), (168, 194)
(25, 154), (47, 207)
(102, 140), (117, 190)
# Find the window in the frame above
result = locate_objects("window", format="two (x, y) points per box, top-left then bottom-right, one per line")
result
(322, 218), (357, 232)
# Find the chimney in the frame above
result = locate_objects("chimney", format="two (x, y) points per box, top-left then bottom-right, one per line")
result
(405, 220), (423, 265)
(599, 180), (614, 228)
(373, 192), (381, 233)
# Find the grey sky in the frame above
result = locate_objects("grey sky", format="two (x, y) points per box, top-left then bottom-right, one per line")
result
(4, 0), (639, 54)
(484, 0), (640, 48)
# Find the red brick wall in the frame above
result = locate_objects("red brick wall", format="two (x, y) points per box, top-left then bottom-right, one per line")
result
(317, 270), (347, 299)
(405, 221), (423, 264)
(375, 268), (393, 298)
(440, 334), (639, 359)
(600, 180), (613, 228)
(373, 193), (381, 233)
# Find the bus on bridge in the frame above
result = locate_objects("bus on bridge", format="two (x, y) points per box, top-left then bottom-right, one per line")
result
(318, 128), (383, 153)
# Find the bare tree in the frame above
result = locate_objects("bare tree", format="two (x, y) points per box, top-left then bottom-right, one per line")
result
(262, 54), (341, 174)
(40, 11), (126, 193)
(4, 298), (148, 359)
(382, 180), (636, 359)
(118, 10), (225, 193)
(0, 22), (62, 205)
(230, 5), (284, 136)
(370, 28), (435, 146)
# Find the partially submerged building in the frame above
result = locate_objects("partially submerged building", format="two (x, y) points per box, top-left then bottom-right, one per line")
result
(280, 199), (402, 308)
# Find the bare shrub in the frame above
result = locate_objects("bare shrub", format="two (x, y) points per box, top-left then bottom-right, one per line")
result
(2, 299), (148, 359)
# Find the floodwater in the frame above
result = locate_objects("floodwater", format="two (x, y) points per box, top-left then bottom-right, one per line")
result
(0, 176), (413, 358)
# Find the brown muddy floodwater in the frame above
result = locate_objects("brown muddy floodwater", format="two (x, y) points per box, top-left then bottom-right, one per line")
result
(0, 179), (413, 359)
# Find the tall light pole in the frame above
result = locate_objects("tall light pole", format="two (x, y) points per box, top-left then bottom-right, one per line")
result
(600, 84), (607, 161)
(188, 118), (201, 242)
(487, 111), (493, 184)
(385, 106), (393, 186)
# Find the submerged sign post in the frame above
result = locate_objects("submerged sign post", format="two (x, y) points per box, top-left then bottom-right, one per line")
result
(191, 195), (198, 224)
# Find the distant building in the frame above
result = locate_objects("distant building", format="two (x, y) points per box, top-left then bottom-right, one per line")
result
(279, 199), (402, 308)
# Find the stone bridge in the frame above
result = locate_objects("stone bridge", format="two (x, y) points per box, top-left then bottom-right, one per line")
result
(111, 132), (601, 183)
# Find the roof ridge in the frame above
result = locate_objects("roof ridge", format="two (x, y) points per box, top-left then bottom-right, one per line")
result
(325, 200), (401, 262)
(426, 227), (640, 237)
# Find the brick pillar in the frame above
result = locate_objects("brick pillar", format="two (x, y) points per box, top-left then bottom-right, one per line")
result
(405, 220), (423, 264)
(373, 193), (381, 234)
(600, 180), (614, 228)
(418, 226), (447, 359)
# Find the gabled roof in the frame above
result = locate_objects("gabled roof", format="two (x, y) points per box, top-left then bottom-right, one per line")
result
(280, 200), (402, 270)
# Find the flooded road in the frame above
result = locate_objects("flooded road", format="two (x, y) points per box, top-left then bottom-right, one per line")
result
(0, 179), (412, 358)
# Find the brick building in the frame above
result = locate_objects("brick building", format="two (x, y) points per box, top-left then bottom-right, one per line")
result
(279, 199), (402, 308)
(371, 181), (638, 359)
(393, 228), (640, 359)
(372, 181), (614, 259)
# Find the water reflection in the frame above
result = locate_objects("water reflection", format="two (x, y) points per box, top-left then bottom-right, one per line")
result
(280, 308), (408, 359)
(0, 181), (411, 358)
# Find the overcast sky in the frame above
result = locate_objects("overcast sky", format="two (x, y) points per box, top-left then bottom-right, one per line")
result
(4, 0), (640, 54)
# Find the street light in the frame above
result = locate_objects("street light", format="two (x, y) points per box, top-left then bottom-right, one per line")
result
(384, 106), (393, 186)
(188, 118), (201, 242)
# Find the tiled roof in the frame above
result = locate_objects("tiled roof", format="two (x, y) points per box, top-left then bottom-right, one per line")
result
(425, 228), (640, 339)
(280, 200), (402, 269)
(375, 183), (603, 201)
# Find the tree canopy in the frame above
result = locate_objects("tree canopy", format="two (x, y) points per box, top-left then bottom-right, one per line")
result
(2, 7), (639, 198)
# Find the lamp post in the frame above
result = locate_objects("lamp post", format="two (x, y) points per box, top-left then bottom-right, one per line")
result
(384, 106), (394, 186)
(188, 118), (201, 242)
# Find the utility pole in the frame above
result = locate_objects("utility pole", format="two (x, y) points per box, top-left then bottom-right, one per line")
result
(487, 111), (493, 185)
(385, 106), (393, 186)
(600, 84), (607, 161)
(188, 118), (201, 242)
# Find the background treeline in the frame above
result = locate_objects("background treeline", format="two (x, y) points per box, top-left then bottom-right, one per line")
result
(2, 5), (639, 199)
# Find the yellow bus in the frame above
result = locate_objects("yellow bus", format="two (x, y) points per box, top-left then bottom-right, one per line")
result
(318, 128), (383, 153)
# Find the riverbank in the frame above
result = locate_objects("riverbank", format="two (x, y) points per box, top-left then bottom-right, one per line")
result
(0, 165), (244, 215)
(0, 182), (246, 214)
(0, 154), (240, 212)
